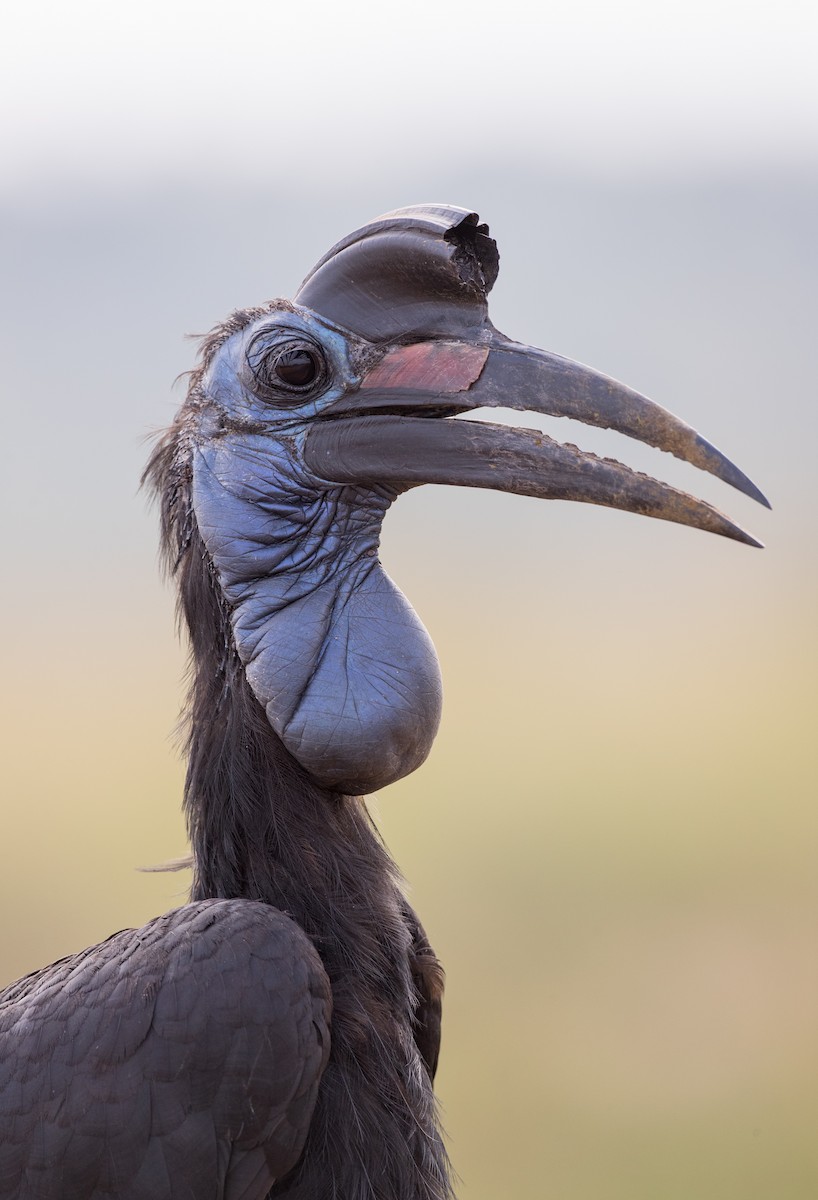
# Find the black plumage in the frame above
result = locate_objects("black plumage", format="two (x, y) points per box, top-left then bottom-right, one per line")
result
(0, 205), (765, 1199)
(0, 901), (330, 1196)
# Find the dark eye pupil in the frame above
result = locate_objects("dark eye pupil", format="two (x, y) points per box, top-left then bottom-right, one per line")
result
(275, 348), (316, 387)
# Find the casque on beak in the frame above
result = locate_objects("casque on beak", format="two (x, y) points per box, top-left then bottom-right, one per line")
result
(297, 205), (768, 547)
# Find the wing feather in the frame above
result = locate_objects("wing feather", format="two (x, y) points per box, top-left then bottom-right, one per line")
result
(0, 899), (331, 1200)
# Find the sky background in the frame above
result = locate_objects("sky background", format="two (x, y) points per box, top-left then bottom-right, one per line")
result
(2, 3), (817, 1197)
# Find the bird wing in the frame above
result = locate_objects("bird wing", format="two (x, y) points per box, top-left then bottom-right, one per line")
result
(0, 898), (331, 1200)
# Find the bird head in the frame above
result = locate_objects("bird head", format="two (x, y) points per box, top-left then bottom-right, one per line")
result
(154, 205), (767, 797)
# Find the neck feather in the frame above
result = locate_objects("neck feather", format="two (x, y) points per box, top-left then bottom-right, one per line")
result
(175, 515), (452, 1200)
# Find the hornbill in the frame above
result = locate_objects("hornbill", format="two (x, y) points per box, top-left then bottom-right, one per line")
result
(0, 205), (767, 1199)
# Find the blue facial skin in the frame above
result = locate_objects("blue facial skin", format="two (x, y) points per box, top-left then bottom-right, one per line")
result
(191, 306), (443, 795)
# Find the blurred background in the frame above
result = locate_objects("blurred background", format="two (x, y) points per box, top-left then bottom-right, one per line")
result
(1, 2), (816, 1196)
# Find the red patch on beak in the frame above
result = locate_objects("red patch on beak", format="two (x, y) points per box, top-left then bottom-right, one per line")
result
(360, 342), (489, 393)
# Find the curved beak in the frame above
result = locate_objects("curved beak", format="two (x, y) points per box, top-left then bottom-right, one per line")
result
(303, 334), (768, 547)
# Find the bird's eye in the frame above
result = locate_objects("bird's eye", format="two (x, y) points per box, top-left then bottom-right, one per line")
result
(247, 334), (328, 401)
(275, 348), (317, 387)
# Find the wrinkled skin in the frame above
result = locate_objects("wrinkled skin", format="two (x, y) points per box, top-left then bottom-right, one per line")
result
(191, 307), (443, 794)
